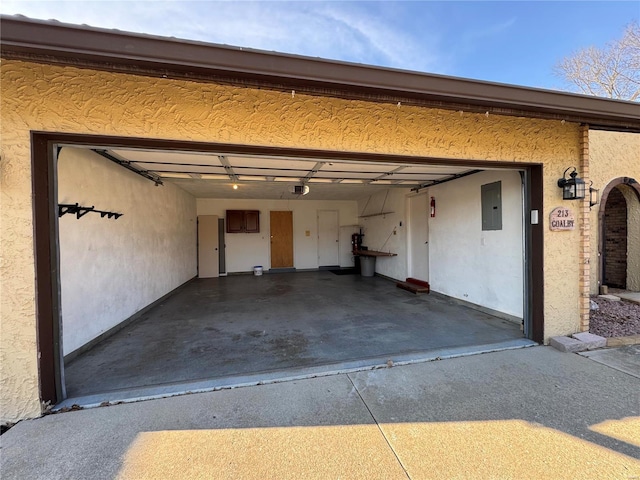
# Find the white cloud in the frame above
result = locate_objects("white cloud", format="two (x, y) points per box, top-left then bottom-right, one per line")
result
(315, 3), (442, 71)
(0, 1), (448, 73)
(461, 17), (517, 44)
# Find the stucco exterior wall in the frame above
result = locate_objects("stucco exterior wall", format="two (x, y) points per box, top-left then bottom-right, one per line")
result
(1, 59), (583, 422)
(588, 130), (640, 294)
(58, 148), (197, 355)
(619, 186), (640, 291)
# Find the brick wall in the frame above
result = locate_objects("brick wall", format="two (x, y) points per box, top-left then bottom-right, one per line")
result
(604, 187), (627, 288)
(579, 126), (590, 332)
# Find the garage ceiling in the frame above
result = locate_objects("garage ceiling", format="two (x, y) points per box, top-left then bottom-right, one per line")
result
(93, 147), (477, 200)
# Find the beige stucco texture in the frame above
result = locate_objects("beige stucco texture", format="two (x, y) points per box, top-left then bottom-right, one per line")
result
(1, 59), (583, 421)
(589, 130), (640, 294)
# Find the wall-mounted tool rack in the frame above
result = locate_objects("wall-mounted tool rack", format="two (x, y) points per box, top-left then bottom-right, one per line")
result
(58, 203), (123, 220)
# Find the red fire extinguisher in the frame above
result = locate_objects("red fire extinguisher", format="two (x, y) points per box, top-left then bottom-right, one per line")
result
(430, 197), (436, 217)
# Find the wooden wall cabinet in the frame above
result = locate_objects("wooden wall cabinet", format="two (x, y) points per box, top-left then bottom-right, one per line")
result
(226, 210), (260, 233)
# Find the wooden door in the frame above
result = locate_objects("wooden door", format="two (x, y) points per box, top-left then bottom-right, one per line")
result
(270, 211), (294, 268)
(198, 215), (219, 278)
(318, 210), (339, 266)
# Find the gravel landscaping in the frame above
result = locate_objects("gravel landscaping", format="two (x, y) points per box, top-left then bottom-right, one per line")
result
(590, 296), (640, 338)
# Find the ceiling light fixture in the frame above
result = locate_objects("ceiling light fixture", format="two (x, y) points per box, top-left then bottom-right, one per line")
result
(232, 184), (238, 190)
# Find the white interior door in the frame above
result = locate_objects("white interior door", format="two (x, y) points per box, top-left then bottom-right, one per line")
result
(408, 194), (429, 281)
(318, 210), (339, 266)
(198, 215), (219, 278)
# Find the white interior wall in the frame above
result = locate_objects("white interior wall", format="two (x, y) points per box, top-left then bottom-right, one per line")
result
(58, 148), (197, 355)
(196, 198), (358, 272)
(428, 170), (524, 318)
(357, 189), (410, 281)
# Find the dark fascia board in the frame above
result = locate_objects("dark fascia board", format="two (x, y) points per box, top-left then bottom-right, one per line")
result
(2, 15), (640, 131)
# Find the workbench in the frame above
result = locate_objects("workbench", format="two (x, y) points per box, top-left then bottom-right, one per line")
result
(354, 250), (397, 257)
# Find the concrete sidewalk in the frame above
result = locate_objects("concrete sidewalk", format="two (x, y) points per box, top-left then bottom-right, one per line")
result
(2, 346), (639, 479)
(609, 289), (640, 305)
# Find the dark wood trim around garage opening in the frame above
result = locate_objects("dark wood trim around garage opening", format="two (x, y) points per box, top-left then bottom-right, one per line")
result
(32, 133), (62, 405)
(529, 165), (544, 342)
(32, 131), (546, 406)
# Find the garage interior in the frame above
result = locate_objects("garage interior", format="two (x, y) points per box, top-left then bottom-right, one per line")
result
(56, 143), (534, 404)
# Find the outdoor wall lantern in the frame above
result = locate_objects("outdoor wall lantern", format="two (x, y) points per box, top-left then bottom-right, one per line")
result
(589, 182), (600, 208)
(557, 167), (586, 200)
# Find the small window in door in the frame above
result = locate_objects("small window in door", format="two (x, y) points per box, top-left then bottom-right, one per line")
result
(481, 181), (502, 231)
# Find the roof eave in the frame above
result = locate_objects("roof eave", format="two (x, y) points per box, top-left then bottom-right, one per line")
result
(2, 15), (639, 132)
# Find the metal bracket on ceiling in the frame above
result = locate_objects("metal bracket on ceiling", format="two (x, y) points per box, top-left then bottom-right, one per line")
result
(218, 155), (239, 182)
(411, 169), (483, 193)
(302, 162), (326, 184)
(368, 166), (405, 185)
(92, 149), (163, 186)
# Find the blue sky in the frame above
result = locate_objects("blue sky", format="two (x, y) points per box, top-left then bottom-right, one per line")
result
(1, 1), (638, 91)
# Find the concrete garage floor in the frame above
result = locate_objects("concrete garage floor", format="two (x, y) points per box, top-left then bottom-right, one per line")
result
(64, 271), (526, 401)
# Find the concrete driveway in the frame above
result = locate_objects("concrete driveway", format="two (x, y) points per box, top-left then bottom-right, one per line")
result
(2, 346), (639, 479)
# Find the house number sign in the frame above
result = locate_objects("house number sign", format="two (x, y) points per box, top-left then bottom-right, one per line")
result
(549, 207), (575, 231)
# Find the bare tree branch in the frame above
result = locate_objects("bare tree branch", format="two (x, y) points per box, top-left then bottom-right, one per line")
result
(554, 21), (639, 101)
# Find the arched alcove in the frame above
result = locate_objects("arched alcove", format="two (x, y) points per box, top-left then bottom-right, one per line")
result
(603, 187), (628, 288)
(599, 178), (640, 292)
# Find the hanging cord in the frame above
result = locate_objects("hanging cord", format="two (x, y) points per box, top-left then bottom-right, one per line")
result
(379, 190), (389, 215)
(359, 195), (372, 217)
(379, 227), (396, 252)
